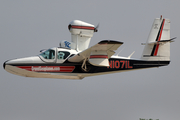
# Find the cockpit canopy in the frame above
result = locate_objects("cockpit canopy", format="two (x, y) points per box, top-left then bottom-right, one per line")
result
(39, 47), (75, 63)
(40, 49), (55, 59)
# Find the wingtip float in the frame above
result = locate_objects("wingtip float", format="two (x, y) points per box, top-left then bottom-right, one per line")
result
(4, 16), (174, 79)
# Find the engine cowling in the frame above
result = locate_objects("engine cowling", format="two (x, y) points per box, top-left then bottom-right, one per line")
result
(68, 20), (96, 51)
(68, 20), (95, 37)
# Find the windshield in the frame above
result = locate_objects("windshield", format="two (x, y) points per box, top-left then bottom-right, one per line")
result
(40, 49), (55, 59)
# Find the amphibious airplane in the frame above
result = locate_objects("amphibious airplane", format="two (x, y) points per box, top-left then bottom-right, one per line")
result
(3, 16), (175, 79)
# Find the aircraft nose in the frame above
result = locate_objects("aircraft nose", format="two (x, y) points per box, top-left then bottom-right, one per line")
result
(3, 62), (5, 69)
(3, 60), (12, 69)
(3, 60), (8, 69)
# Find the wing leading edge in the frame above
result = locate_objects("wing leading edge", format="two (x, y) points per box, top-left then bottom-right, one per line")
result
(68, 40), (123, 66)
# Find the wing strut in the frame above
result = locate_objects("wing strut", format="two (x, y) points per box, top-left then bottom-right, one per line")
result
(81, 58), (88, 72)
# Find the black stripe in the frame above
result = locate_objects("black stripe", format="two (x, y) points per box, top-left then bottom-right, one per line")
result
(151, 19), (165, 56)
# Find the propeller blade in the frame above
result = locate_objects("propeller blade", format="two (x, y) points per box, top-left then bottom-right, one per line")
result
(94, 23), (100, 32)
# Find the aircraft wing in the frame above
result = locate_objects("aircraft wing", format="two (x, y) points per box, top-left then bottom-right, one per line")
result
(68, 40), (123, 66)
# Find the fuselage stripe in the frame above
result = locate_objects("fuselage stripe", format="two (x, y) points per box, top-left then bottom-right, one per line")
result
(71, 25), (94, 30)
(90, 55), (108, 59)
(17, 66), (75, 72)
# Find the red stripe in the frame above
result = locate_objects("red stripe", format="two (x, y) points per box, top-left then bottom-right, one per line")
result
(17, 66), (75, 72)
(71, 25), (94, 30)
(17, 66), (32, 71)
(90, 55), (108, 59)
(154, 19), (165, 56)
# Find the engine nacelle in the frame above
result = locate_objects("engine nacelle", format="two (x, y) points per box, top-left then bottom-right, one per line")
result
(68, 20), (95, 37)
(68, 20), (96, 52)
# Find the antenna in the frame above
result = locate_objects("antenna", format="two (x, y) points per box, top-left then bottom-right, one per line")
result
(116, 48), (124, 56)
(127, 51), (135, 58)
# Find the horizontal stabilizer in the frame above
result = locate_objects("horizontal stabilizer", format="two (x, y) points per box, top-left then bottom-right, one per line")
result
(141, 37), (176, 45)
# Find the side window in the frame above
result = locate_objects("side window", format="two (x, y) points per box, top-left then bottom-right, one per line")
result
(58, 51), (70, 60)
(40, 49), (55, 59)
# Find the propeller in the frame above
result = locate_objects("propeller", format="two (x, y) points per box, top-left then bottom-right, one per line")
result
(94, 23), (100, 32)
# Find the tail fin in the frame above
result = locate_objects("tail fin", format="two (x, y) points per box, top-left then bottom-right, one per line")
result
(141, 16), (171, 61)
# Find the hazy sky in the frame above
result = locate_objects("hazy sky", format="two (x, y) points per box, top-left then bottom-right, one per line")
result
(1, 0), (180, 120)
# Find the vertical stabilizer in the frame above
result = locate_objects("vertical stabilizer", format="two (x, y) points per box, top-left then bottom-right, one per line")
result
(141, 16), (171, 61)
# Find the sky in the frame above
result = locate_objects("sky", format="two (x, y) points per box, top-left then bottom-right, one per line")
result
(0, 0), (180, 120)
